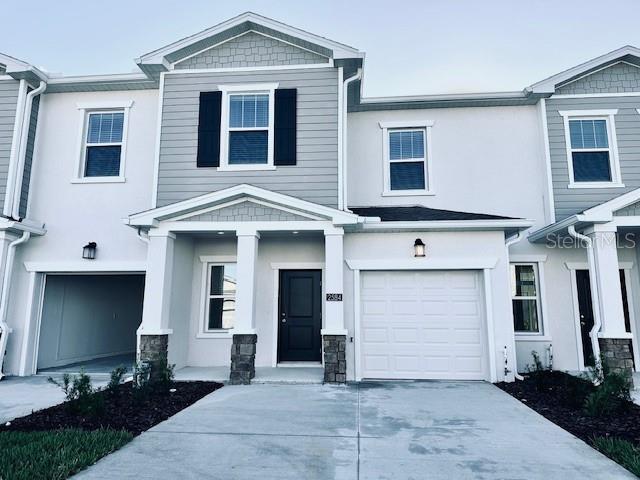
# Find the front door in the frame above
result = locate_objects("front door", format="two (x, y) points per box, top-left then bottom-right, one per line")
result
(278, 270), (322, 362)
(575, 269), (634, 368)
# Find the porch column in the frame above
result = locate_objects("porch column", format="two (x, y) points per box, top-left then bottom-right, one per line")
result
(586, 225), (634, 377)
(322, 228), (347, 384)
(138, 231), (175, 380)
(230, 229), (259, 385)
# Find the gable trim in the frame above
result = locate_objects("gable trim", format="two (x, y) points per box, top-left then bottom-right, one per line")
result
(583, 186), (640, 220)
(555, 60), (640, 91)
(171, 29), (330, 69)
(165, 62), (334, 76)
(170, 198), (323, 222)
(127, 184), (360, 227)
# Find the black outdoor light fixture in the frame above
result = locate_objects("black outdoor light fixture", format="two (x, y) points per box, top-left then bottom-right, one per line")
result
(414, 238), (426, 257)
(82, 242), (97, 260)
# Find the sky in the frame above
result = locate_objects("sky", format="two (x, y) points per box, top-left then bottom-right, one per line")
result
(2, 0), (640, 97)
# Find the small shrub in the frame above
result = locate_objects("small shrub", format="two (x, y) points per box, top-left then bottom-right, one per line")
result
(133, 361), (151, 390)
(107, 365), (127, 391)
(155, 359), (175, 388)
(583, 358), (631, 417)
(557, 373), (594, 409)
(527, 351), (552, 392)
(48, 370), (104, 416)
(592, 436), (640, 477)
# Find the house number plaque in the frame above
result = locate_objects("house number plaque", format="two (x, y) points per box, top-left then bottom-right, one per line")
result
(326, 293), (343, 301)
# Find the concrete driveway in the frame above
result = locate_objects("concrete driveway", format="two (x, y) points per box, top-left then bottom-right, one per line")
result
(75, 381), (634, 479)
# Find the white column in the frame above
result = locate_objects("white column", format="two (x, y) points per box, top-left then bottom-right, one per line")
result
(234, 230), (259, 335)
(322, 228), (347, 335)
(586, 225), (629, 338)
(138, 231), (175, 336)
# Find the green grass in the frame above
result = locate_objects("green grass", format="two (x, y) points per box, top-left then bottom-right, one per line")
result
(0, 429), (133, 480)
(592, 436), (640, 477)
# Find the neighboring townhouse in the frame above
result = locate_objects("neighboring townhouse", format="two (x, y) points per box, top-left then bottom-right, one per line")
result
(0, 12), (637, 385)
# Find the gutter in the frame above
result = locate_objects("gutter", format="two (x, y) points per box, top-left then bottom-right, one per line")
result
(568, 226), (602, 376)
(12, 81), (46, 219)
(0, 231), (31, 379)
(341, 68), (362, 212)
(505, 231), (525, 381)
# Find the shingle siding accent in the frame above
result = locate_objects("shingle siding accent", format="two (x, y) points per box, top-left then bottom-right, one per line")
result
(157, 68), (339, 208)
(174, 31), (328, 70)
(613, 200), (640, 216)
(0, 79), (20, 215)
(546, 96), (640, 220)
(557, 63), (640, 95)
(19, 94), (39, 218)
(178, 201), (309, 222)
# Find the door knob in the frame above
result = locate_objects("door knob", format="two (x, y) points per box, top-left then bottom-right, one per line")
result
(282, 318), (287, 323)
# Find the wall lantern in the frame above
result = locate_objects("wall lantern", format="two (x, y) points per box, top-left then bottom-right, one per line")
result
(82, 242), (97, 260)
(413, 238), (426, 258)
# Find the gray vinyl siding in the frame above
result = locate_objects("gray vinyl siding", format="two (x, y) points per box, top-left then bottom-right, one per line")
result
(556, 63), (640, 95)
(614, 200), (640, 216)
(19, 94), (39, 218)
(0, 80), (20, 215)
(157, 68), (339, 208)
(547, 96), (640, 220)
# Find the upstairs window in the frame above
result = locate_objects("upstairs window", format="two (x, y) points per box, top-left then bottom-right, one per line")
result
(85, 112), (124, 177)
(560, 110), (622, 188)
(380, 121), (434, 196)
(229, 94), (269, 165)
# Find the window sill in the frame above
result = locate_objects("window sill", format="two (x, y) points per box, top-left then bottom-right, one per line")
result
(217, 165), (276, 172)
(71, 176), (126, 184)
(568, 182), (625, 189)
(196, 331), (233, 339)
(382, 190), (435, 197)
(515, 334), (551, 342)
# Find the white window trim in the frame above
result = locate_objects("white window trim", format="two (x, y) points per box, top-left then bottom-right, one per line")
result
(379, 121), (434, 196)
(511, 262), (546, 338)
(218, 83), (279, 171)
(74, 101), (133, 183)
(559, 109), (623, 189)
(197, 255), (237, 338)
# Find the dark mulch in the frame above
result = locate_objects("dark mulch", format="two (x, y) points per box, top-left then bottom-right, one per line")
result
(497, 371), (640, 446)
(0, 381), (222, 436)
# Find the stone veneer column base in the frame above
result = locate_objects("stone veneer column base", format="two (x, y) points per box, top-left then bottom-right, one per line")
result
(230, 334), (257, 385)
(323, 335), (346, 384)
(139, 334), (169, 382)
(599, 338), (634, 378)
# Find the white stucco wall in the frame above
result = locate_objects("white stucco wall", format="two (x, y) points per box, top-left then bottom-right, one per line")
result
(347, 106), (548, 228)
(3, 88), (158, 375)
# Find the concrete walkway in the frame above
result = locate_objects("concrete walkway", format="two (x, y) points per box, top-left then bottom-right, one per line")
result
(74, 381), (633, 479)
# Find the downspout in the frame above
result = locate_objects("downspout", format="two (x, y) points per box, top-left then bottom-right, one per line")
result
(568, 225), (602, 376)
(505, 231), (525, 381)
(12, 81), (46, 220)
(3, 80), (28, 218)
(342, 68), (362, 213)
(0, 231), (31, 379)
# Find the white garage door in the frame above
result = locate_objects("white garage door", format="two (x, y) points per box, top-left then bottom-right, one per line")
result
(359, 270), (488, 380)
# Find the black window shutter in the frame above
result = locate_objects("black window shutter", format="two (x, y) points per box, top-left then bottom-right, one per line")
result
(274, 88), (297, 166)
(197, 91), (222, 167)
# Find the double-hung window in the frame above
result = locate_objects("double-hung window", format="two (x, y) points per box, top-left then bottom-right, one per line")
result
(204, 263), (237, 331)
(219, 84), (277, 170)
(380, 121), (434, 195)
(560, 110), (621, 187)
(510, 264), (542, 334)
(75, 101), (132, 182)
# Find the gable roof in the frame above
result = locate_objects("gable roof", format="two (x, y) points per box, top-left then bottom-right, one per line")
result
(136, 12), (363, 76)
(0, 52), (48, 85)
(529, 45), (640, 94)
(349, 206), (516, 222)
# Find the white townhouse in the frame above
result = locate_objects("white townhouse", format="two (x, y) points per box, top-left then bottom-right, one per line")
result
(0, 12), (637, 384)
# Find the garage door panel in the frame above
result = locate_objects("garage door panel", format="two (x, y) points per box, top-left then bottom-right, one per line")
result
(360, 270), (488, 381)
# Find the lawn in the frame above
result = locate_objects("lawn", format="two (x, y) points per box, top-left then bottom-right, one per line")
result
(0, 429), (133, 480)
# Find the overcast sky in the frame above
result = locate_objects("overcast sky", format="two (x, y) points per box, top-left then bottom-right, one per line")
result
(2, 0), (640, 97)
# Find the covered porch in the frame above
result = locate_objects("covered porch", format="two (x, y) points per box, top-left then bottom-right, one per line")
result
(127, 185), (361, 384)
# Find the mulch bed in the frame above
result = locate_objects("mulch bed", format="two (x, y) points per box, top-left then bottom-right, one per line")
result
(497, 371), (640, 446)
(0, 381), (222, 436)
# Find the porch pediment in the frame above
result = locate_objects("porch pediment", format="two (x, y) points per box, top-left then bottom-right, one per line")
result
(126, 184), (360, 228)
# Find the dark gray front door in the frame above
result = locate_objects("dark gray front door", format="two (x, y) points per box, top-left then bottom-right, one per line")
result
(278, 270), (322, 362)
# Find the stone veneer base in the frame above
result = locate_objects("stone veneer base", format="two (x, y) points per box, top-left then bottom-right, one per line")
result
(230, 334), (257, 385)
(323, 335), (346, 384)
(599, 338), (634, 378)
(139, 334), (169, 382)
